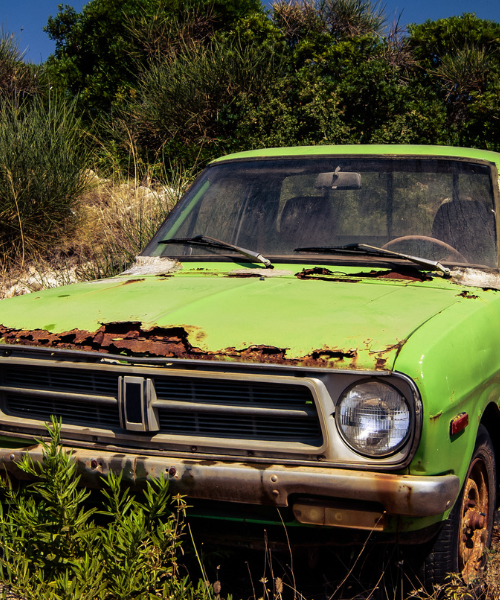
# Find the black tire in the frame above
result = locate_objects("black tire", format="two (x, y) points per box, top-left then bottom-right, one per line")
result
(417, 424), (496, 589)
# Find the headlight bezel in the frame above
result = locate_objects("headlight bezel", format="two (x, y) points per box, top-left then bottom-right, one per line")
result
(335, 377), (413, 459)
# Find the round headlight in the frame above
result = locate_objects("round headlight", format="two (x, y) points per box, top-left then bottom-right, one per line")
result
(336, 380), (411, 457)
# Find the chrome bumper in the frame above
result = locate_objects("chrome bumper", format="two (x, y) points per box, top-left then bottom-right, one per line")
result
(1, 446), (459, 518)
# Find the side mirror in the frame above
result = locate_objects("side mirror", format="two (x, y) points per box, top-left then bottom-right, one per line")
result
(315, 171), (361, 190)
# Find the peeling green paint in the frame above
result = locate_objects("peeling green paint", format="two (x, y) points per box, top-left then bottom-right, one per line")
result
(0, 262), (478, 370)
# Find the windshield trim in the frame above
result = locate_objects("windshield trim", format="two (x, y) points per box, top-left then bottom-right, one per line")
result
(139, 252), (494, 272)
(211, 154), (497, 170)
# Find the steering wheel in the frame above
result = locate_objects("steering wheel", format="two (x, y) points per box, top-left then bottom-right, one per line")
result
(382, 235), (468, 263)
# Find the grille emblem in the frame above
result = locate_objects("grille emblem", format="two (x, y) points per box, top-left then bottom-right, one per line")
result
(118, 376), (159, 432)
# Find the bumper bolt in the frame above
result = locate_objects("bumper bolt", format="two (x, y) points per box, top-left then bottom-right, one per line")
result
(91, 459), (98, 469)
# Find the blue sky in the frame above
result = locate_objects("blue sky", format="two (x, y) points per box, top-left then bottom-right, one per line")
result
(2, 0), (500, 64)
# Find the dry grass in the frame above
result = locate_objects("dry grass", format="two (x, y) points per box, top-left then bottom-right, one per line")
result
(0, 170), (187, 299)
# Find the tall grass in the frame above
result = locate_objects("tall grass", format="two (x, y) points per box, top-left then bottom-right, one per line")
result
(0, 160), (192, 298)
(0, 94), (91, 267)
(0, 27), (43, 98)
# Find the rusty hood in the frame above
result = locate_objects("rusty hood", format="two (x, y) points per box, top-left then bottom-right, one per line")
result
(0, 263), (461, 371)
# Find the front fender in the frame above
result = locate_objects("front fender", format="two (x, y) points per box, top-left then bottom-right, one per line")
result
(394, 288), (500, 486)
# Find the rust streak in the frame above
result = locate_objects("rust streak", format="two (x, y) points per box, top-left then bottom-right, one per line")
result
(0, 323), (373, 369)
(355, 269), (432, 282)
(295, 267), (359, 283)
(295, 267), (432, 282)
(429, 411), (443, 421)
(121, 278), (145, 285)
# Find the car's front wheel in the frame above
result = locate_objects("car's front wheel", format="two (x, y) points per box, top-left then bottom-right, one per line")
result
(418, 424), (496, 588)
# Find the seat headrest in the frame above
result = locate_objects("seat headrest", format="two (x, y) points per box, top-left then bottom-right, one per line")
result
(280, 196), (334, 246)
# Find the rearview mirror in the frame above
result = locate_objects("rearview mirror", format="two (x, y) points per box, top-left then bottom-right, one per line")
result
(315, 171), (362, 190)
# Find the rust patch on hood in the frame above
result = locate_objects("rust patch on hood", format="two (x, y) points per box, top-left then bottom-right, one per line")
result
(370, 341), (405, 370)
(121, 278), (145, 285)
(457, 290), (479, 299)
(0, 323), (367, 368)
(363, 268), (432, 282)
(295, 267), (432, 282)
(307, 348), (357, 361)
(295, 267), (360, 283)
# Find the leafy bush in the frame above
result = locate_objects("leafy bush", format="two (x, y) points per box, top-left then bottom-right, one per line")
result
(130, 36), (285, 162)
(0, 95), (91, 266)
(0, 418), (211, 599)
(44, 0), (263, 118)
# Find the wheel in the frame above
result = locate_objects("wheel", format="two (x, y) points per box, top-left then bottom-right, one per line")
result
(382, 235), (468, 263)
(418, 425), (496, 589)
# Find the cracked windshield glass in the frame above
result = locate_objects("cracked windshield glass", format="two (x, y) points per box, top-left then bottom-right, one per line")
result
(146, 157), (497, 268)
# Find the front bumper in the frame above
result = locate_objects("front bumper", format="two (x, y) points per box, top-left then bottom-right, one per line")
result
(1, 445), (459, 519)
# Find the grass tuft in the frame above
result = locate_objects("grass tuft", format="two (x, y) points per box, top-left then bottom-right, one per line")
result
(0, 94), (91, 268)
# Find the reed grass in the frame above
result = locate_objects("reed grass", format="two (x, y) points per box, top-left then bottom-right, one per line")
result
(0, 94), (91, 268)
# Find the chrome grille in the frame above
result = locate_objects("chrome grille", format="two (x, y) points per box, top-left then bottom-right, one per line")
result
(154, 378), (311, 408)
(0, 365), (322, 446)
(5, 394), (120, 428)
(158, 410), (320, 439)
(155, 379), (321, 441)
(4, 366), (118, 396)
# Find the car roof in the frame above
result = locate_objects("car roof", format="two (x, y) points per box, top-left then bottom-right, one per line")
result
(210, 144), (500, 171)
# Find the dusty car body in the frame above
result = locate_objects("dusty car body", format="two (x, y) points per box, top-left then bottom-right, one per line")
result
(1, 144), (500, 586)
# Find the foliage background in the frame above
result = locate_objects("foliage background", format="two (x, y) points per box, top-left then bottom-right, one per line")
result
(40, 0), (500, 169)
(2, 0), (500, 261)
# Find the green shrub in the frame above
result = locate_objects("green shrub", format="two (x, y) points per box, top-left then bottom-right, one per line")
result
(130, 36), (285, 162)
(0, 95), (91, 266)
(0, 418), (211, 599)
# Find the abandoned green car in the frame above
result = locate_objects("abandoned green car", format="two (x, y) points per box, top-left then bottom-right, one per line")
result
(0, 144), (500, 586)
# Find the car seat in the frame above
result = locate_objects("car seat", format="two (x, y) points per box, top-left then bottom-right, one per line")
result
(279, 196), (335, 248)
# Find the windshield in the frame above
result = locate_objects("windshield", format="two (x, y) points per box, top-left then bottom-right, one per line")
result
(144, 156), (498, 268)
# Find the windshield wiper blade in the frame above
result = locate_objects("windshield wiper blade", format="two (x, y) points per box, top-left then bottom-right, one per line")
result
(159, 235), (273, 269)
(295, 243), (450, 276)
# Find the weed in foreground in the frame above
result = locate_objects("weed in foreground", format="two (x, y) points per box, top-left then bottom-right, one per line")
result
(0, 417), (213, 600)
(0, 424), (498, 600)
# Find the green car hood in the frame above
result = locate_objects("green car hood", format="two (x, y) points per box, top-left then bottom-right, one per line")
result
(0, 264), (461, 371)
